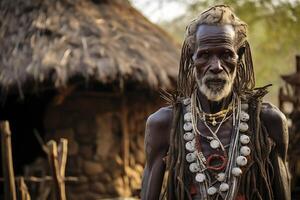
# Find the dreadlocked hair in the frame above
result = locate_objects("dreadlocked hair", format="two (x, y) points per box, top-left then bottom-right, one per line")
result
(165, 5), (256, 200)
(177, 4), (255, 97)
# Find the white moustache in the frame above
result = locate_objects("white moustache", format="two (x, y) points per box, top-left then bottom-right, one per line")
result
(198, 71), (236, 102)
(203, 72), (229, 83)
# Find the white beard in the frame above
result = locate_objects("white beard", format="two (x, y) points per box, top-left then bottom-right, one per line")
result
(197, 70), (236, 102)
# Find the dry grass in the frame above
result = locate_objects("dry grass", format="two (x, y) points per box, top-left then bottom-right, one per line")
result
(0, 0), (180, 95)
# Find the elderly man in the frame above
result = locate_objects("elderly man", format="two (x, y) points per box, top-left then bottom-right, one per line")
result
(141, 5), (290, 200)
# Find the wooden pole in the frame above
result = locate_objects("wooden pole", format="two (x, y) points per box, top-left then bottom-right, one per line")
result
(46, 140), (67, 200)
(296, 55), (300, 72)
(18, 177), (31, 200)
(0, 176), (78, 183)
(121, 98), (129, 171)
(0, 121), (17, 200)
(295, 55), (300, 97)
(279, 87), (284, 111)
(121, 97), (131, 196)
(58, 139), (68, 179)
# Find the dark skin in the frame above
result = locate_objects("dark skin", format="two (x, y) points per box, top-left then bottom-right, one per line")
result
(141, 25), (290, 200)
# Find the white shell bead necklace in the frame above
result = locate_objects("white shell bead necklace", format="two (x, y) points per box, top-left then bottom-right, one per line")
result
(182, 93), (252, 198)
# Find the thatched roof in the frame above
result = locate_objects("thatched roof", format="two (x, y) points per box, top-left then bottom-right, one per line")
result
(0, 0), (180, 95)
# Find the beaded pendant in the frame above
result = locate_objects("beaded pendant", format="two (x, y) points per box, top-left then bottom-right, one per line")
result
(210, 139), (220, 149)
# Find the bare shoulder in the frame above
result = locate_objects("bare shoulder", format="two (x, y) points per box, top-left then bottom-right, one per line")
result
(147, 106), (173, 131)
(260, 102), (288, 155)
(145, 106), (173, 157)
(260, 102), (287, 125)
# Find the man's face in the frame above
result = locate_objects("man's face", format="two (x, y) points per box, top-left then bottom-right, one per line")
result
(192, 24), (238, 102)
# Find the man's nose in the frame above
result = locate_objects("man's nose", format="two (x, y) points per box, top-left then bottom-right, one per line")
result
(209, 57), (223, 74)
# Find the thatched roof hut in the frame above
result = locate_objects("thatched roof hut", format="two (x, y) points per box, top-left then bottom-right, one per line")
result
(0, 0), (179, 96)
(0, 0), (179, 199)
(279, 55), (300, 198)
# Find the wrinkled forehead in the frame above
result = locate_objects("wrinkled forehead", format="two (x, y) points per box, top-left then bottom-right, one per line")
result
(195, 24), (236, 47)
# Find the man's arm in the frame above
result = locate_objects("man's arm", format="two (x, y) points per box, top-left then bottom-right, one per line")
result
(261, 102), (291, 200)
(141, 107), (172, 200)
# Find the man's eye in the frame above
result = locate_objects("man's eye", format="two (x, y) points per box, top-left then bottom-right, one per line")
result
(222, 52), (233, 60)
(197, 52), (209, 59)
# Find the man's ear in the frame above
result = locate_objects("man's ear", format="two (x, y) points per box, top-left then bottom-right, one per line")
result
(237, 46), (245, 61)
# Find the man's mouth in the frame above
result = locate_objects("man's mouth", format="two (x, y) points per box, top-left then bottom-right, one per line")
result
(204, 78), (227, 91)
(205, 78), (226, 86)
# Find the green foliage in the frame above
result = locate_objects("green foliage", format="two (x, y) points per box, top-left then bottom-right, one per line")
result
(159, 0), (300, 104)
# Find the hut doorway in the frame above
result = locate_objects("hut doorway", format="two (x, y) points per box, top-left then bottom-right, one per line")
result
(0, 91), (54, 198)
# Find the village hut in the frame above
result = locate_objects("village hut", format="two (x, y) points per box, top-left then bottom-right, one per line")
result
(279, 55), (300, 197)
(0, 0), (179, 199)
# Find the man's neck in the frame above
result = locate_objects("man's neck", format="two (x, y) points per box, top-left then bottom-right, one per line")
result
(197, 90), (233, 114)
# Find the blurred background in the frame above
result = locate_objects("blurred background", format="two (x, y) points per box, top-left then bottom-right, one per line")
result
(0, 0), (299, 199)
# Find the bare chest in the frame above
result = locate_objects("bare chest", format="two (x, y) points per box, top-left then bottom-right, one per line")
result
(196, 118), (233, 158)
